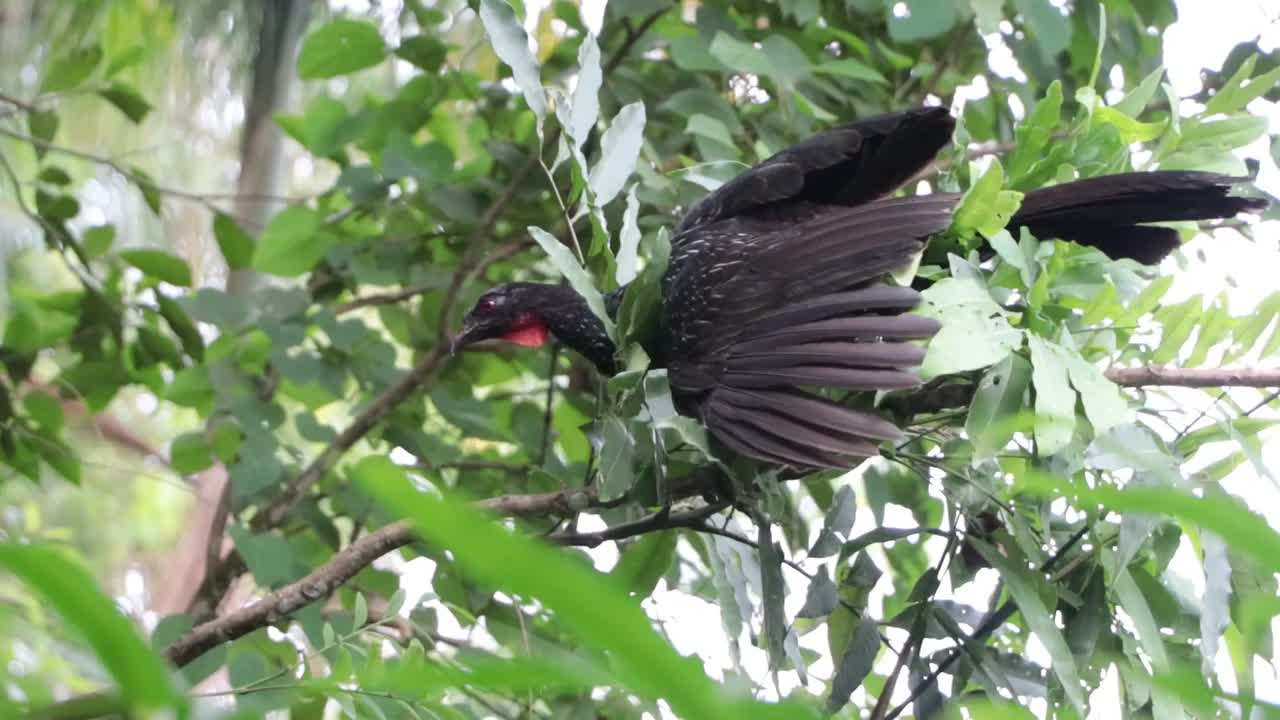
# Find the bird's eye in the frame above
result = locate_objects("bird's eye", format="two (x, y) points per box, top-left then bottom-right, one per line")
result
(477, 298), (498, 313)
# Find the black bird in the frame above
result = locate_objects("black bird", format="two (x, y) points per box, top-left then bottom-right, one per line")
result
(452, 107), (1264, 469)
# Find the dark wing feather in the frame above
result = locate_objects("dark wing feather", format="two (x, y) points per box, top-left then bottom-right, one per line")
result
(674, 107), (955, 235)
(664, 196), (953, 469)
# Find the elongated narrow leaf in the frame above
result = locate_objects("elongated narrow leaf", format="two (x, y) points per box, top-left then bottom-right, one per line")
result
(758, 523), (788, 677)
(596, 414), (636, 501)
(969, 539), (1087, 716)
(479, 0), (546, 122)
(1200, 531), (1232, 673)
(827, 616), (880, 713)
(615, 186), (643, 285)
(527, 226), (614, 337)
(1113, 568), (1185, 718)
(588, 101), (646, 207)
(357, 457), (747, 718)
(119, 248), (192, 287)
(1028, 335), (1077, 455)
(1019, 472), (1280, 576)
(0, 545), (181, 711)
(568, 35), (602, 147)
(966, 352), (1032, 461)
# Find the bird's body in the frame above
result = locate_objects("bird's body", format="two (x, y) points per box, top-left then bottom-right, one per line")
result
(454, 107), (1265, 469)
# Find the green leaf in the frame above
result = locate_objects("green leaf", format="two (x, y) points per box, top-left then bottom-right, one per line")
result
(811, 58), (886, 84)
(589, 101), (646, 208)
(119, 249), (192, 287)
(1176, 417), (1280, 458)
(394, 35), (447, 71)
(1113, 567), (1186, 718)
(41, 45), (103, 92)
(952, 158), (1024, 239)
(83, 225), (115, 257)
(797, 566), (839, 619)
(297, 19), (386, 79)
(809, 485), (857, 558)
(617, 228), (670, 352)
(686, 114), (735, 147)
(353, 591), (369, 629)
(1186, 297), (1232, 367)
(0, 544), (181, 710)
(157, 294), (204, 360)
(969, 539), (1087, 716)
(596, 415), (636, 501)
(478, 0), (546, 122)
(615, 186), (643, 285)
(1116, 275), (1174, 326)
(23, 391), (64, 432)
(966, 352), (1032, 460)
(611, 531), (678, 597)
(98, 82), (152, 123)
(708, 34), (813, 88)
(1027, 335), (1077, 455)
(708, 535), (752, 667)
(170, 431), (214, 474)
(356, 457), (785, 719)
(253, 206), (329, 277)
(213, 213), (255, 270)
(527, 226), (613, 337)
(28, 110), (59, 160)
(1021, 473), (1280, 577)
(827, 616), (879, 713)
(758, 523), (788, 676)
(568, 35), (602, 147)
(1200, 532), (1232, 672)
(919, 276), (1023, 379)
(1203, 60), (1280, 117)
(889, 0), (958, 43)
(1063, 350), (1130, 434)
(1012, 0), (1071, 63)
(1224, 291), (1279, 363)
(1094, 107), (1165, 143)
(1113, 66), (1167, 117)
(227, 525), (297, 587)
(1181, 115), (1269, 150)
(4, 304), (77, 353)
(1151, 296), (1203, 364)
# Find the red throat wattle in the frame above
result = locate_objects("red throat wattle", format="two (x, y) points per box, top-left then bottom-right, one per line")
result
(502, 312), (549, 348)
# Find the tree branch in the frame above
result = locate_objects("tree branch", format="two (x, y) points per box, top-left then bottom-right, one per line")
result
(1104, 366), (1280, 388)
(253, 349), (449, 530)
(890, 365), (1280, 418)
(165, 487), (713, 668)
(883, 523), (1092, 720)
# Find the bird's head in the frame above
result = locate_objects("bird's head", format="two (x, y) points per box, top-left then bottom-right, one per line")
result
(450, 282), (556, 354)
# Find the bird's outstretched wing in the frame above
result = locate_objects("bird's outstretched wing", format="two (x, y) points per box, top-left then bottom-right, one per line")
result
(673, 107), (955, 235)
(664, 195), (956, 469)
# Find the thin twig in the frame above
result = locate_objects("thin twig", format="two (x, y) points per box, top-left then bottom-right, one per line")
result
(884, 523), (1092, 720)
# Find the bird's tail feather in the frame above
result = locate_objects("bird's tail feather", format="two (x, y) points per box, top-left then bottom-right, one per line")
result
(1010, 171), (1266, 264)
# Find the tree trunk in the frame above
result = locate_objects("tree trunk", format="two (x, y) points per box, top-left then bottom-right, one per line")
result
(152, 0), (312, 618)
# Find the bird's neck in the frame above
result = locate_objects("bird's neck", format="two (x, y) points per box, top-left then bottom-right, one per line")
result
(536, 287), (619, 375)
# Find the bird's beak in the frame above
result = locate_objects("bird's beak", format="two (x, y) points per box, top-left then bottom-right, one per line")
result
(450, 318), (485, 356)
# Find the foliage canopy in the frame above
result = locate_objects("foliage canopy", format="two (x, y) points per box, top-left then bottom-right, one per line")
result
(1, 0), (1278, 718)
